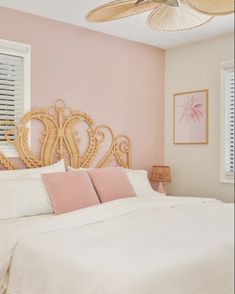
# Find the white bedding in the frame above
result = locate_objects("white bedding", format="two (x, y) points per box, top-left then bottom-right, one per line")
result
(0, 195), (234, 294)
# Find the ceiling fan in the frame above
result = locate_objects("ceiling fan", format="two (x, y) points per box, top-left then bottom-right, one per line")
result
(86, 0), (234, 31)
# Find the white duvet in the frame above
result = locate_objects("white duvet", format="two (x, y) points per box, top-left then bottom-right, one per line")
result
(0, 196), (234, 294)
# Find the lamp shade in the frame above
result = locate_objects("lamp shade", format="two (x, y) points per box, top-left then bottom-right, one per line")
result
(150, 166), (171, 183)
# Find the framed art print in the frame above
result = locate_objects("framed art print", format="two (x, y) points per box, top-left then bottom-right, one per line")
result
(174, 89), (208, 144)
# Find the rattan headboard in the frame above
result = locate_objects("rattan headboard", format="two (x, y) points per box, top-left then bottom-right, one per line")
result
(0, 100), (131, 170)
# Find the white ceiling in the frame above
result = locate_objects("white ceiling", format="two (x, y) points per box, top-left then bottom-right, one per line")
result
(0, 0), (234, 49)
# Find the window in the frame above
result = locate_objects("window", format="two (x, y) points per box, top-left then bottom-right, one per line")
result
(0, 39), (31, 157)
(221, 60), (234, 184)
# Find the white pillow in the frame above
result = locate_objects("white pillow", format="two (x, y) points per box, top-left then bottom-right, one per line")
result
(67, 166), (93, 171)
(0, 161), (65, 219)
(125, 169), (161, 196)
(0, 174), (53, 219)
(0, 160), (66, 178)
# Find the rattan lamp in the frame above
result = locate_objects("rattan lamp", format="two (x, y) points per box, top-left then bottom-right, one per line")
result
(150, 166), (171, 195)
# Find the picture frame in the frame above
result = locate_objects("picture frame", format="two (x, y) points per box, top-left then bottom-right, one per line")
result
(173, 89), (208, 144)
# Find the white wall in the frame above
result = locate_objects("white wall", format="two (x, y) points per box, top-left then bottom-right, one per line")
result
(165, 33), (234, 203)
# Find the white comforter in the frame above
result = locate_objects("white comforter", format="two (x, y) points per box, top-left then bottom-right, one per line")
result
(0, 196), (234, 294)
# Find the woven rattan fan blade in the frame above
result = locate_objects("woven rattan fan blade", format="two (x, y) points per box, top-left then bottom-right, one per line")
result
(148, 2), (213, 31)
(86, 0), (159, 22)
(186, 0), (234, 15)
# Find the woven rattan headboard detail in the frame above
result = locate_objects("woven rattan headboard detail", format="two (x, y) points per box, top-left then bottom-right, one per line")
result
(0, 100), (131, 170)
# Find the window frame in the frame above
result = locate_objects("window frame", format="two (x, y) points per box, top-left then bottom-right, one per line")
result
(0, 38), (31, 157)
(220, 60), (234, 184)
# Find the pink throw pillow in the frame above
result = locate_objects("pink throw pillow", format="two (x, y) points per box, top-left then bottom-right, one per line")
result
(88, 167), (136, 203)
(42, 171), (100, 215)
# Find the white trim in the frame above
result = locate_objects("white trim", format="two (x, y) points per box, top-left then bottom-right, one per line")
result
(0, 39), (31, 158)
(220, 60), (234, 184)
(221, 60), (234, 70)
(0, 38), (30, 55)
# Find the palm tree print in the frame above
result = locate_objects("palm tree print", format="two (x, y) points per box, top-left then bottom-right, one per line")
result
(178, 95), (203, 124)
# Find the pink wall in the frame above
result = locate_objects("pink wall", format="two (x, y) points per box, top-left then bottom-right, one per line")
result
(0, 6), (165, 170)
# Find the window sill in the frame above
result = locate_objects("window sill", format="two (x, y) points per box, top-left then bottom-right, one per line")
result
(220, 177), (234, 185)
(0, 149), (18, 158)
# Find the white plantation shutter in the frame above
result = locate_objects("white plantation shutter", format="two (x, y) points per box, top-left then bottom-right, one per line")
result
(225, 68), (234, 177)
(221, 61), (234, 183)
(0, 53), (24, 144)
(0, 39), (31, 157)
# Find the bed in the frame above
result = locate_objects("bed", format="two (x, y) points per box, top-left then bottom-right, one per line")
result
(0, 100), (234, 294)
